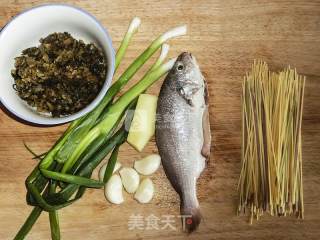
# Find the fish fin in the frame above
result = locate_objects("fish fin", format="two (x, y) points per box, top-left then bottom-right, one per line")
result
(181, 203), (202, 233)
(201, 80), (211, 160)
(203, 78), (209, 105)
(177, 82), (201, 106)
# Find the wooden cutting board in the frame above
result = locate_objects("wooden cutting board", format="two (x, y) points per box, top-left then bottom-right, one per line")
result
(1, 1), (319, 239)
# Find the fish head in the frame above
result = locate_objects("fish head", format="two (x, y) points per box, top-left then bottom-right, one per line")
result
(172, 52), (203, 83)
(170, 52), (204, 105)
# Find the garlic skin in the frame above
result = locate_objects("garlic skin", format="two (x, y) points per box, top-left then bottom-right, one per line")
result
(104, 175), (124, 205)
(134, 178), (154, 204)
(134, 154), (161, 175)
(99, 162), (122, 182)
(119, 168), (140, 193)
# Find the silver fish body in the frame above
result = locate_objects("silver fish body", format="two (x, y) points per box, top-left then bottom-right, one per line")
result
(156, 52), (211, 233)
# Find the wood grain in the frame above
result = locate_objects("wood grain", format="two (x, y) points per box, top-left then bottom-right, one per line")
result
(0, 0), (320, 239)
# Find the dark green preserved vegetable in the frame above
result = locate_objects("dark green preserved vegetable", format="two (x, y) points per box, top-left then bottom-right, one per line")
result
(11, 32), (107, 117)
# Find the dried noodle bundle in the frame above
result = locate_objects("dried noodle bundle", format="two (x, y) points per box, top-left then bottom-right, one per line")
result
(238, 60), (305, 223)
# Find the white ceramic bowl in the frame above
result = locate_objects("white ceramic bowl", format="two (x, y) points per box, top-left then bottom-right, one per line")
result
(0, 4), (115, 125)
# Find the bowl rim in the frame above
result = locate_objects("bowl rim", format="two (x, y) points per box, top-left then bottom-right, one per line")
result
(0, 3), (115, 126)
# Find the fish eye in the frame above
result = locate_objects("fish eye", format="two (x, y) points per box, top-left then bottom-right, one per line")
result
(177, 64), (184, 71)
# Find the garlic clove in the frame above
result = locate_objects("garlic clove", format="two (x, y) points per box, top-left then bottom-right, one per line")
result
(99, 162), (122, 182)
(134, 154), (161, 175)
(119, 167), (140, 193)
(134, 178), (154, 204)
(114, 162), (122, 172)
(104, 174), (124, 204)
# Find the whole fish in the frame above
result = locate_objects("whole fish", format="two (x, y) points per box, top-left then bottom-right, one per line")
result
(156, 52), (211, 233)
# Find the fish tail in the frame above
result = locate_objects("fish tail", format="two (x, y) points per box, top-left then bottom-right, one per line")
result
(180, 198), (202, 233)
